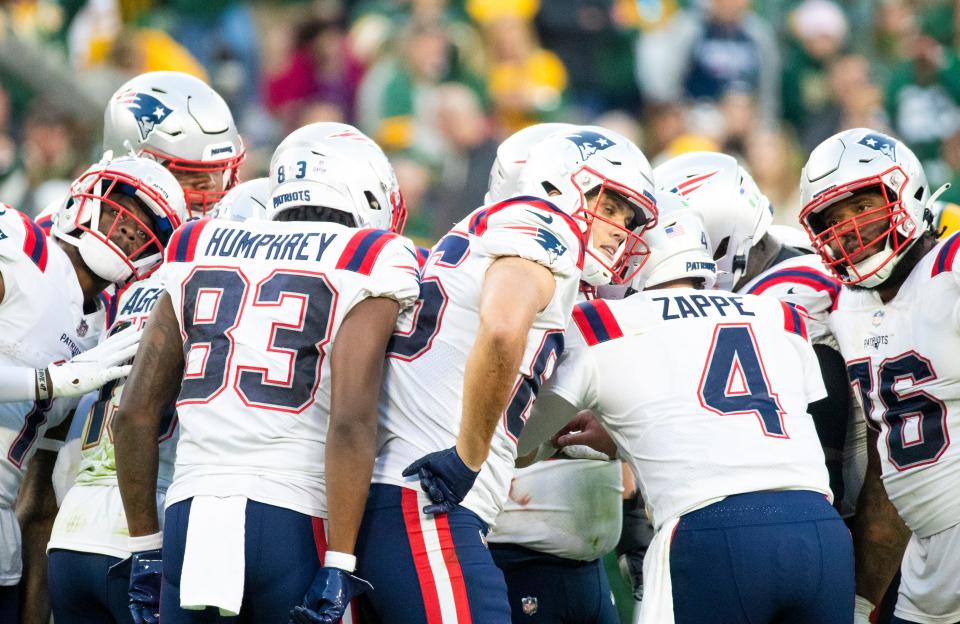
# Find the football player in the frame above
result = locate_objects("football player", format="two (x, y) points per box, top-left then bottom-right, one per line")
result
(490, 191), (715, 624)
(0, 156), (184, 622)
(103, 71), (245, 218)
(45, 158), (190, 623)
(335, 126), (657, 624)
(798, 128), (960, 624)
(113, 123), (418, 623)
(480, 122), (625, 624)
(517, 215), (852, 623)
(654, 154), (855, 514)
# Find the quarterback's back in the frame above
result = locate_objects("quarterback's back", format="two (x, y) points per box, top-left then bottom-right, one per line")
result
(539, 288), (831, 529)
(158, 217), (419, 517)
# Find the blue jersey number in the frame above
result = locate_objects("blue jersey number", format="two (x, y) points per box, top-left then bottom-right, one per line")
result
(504, 331), (564, 441)
(387, 278), (447, 360)
(179, 268), (335, 412)
(7, 399), (53, 467)
(697, 324), (787, 438)
(236, 272), (336, 412)
(848, 353), (948, 470)
(179, 268), (247, 403)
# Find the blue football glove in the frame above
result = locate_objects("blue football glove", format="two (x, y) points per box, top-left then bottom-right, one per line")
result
(402, 446), (480, 515)
(288, 567), (373, 624)
(127, 549), (162, 624)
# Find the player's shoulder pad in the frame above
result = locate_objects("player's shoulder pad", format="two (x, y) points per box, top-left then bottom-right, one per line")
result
(571, 298), (624, 347)
(35, 213), (55, 237)
(746, 259), (841, 306)
(931, 231), (960, 278)
(334, 228), (407, 276)
(468, 196), (585, 270)
(166, 218), (213, 263)
(0, 206), (49, 272)
(360, 232), (421, 283)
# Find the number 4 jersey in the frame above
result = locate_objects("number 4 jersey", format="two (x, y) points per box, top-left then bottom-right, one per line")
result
(831, 232), (960, 538)
(158, 218), (420, 518)
(521, 288), (831, 531)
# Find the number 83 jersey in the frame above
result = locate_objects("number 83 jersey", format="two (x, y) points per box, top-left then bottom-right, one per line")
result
(158, 218), (420, 517)
(830, 232), (960, 538)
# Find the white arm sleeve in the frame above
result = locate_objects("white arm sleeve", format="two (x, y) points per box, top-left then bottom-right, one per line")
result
(0, 366), (36, 402)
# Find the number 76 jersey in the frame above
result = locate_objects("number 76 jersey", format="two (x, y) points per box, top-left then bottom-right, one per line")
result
(830, 233), (960, 538)
(158, 218), (420, 518)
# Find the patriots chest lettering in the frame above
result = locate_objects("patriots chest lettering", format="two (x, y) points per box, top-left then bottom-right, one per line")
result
(654, 294), (754, 321)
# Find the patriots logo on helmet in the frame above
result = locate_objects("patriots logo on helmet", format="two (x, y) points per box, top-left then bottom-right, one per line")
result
(857, 133), (897, 160)
(534, 227), (567, 262)
(565, 131), (616, 160)
(117, 91), (173, 141)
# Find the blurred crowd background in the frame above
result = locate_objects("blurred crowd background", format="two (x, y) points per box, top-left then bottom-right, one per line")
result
(1, 0), (959, 245)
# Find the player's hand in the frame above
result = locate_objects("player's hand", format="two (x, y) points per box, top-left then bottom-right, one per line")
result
(616, 492), (653, 604)
(551, 410), (617, 459)
(126, 548), (162, 624)
(45, 324), (141, 398)
(618, 553), (644, 602)
(289, 567), (373, 624)
(402, 446), (480, 515)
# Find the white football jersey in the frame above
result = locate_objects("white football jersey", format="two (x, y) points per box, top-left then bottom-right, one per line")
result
(829, 233), (960, 538)
(739, 251), (841, 348)
(0, 206), (103, 509)
(159, 218), (420, 517)
(489, 289), (623, 561)
(49, 272), (179, 557)
(521, 288), (831, 531)
(372, 198), (584, 526)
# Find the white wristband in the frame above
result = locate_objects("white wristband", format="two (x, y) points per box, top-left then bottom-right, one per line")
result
(324, 550), (356, 572)
(128, 532), (163, 552)
(854, 595), (875, 621)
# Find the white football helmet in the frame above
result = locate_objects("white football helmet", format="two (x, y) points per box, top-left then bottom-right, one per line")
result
(654, 152), (773, 290)
(53, 156), (187, 285)
(213, 177), (269, 222)
(268, 122), (405, 231)
(632, 190), (717, 291)
(104, 71), (245, 217)
(516, 125), (658, 285)
(486, 122), (575, 204)
(799, 128), (938, 287)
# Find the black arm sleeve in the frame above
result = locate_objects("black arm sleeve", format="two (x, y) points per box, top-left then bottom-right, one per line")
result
(809, 343), (852, 506)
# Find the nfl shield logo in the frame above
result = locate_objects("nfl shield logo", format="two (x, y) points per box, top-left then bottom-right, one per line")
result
(521, 596), (538, 615)
(76, 318), (88, 337)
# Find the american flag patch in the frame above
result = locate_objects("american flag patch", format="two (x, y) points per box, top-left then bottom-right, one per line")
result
(664, 223), (685, 237)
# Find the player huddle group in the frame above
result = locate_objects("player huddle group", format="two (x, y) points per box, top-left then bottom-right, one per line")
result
(0, 69), (957, 624)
